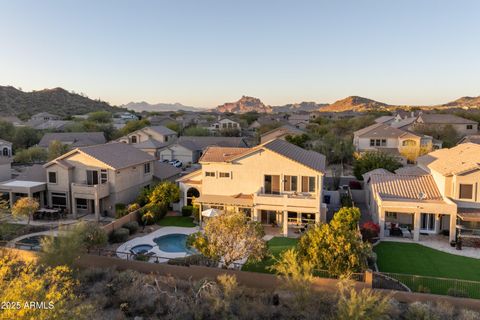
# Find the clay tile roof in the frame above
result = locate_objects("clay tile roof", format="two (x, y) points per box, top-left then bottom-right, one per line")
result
(370, 173), (443, 201)
(419, 143), (480, 176)
(418, 114), (478, 125)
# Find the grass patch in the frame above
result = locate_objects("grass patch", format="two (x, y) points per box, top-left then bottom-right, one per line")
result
(375, 241), (480, 298)
(0, 223), (28, 241)
(158, 216), (196, 227)
(242, 237), (298, 273)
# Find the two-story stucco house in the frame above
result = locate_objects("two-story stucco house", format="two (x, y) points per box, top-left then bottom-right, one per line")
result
(178, 139), (327, 236)
(44, 142), (155, 219)
(365, 143), (480, 245)
(118, 125), (178, 145)
(208, 118), (241, 133)
(353, 122), (436, 164)
(411, 114), (478, 137)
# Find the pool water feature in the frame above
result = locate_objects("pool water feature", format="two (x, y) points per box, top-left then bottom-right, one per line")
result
(153, 233), (194, 253)
(130, 244), (153, 254)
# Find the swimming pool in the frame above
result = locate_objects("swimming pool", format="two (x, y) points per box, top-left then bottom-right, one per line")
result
(15, 235), (52, 251)
(153, 233), (194, 253)
(130, 244), (153, 254)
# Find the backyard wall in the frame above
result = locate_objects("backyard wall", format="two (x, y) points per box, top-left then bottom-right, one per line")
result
(350, 189), (365, 204)
(102, 209), (141, 235)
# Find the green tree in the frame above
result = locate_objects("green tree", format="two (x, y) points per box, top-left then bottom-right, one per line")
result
(189, 211), (266, 267)
(47, 140), (70, 160)
(183, 126), (210, 136)
(353, 151), (402, 180)
(12, 126), (40, 149)
(144, 181), (180, 221)
(11, 197), (39, 225)
(87, 110), (112, 123)
(166, 121), (181, 133)
(332, 207), (361, 230)
(13, 146), (48, 163)
(0, 254), (93, 320)
(0, 120), (15, 140)
(285, 134), (310, 148)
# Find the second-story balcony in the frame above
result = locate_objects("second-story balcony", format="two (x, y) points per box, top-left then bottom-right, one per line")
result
(71, 182), (110, 199)
(253, 188), (320, 211)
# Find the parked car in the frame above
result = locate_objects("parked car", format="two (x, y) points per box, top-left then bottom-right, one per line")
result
(162, 159), (170, 163)
(170, 160), (182, 168)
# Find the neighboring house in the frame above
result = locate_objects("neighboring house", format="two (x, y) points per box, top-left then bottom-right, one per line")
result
(117, 125), (177, 144)
(148, 115), (178, 127)
(457, 135), (480, 145)
(158, 136), (249, 163)
(131, 139), (169, 158)
(365, 143), (480, 244)
(0, 116), (24, 127)
(374, 116), (395, 125)
(287, 114), (310, 130)
(248, 116), (286, 131)
(30, 112), (61, 122)
(153, 161), (182, 182)
(260, 124), (306, 144)
(208, 118), (241, 133)
(0, 139), (12, 157)
(0, 157), (12, 181)
(38, 132), (106, 148)
(115, 112), (139, 121)
(353, 123), (435, 164)
(43, 142), (155, 219)
(411, 114), (478, 136)
(178, 139), (327, 236)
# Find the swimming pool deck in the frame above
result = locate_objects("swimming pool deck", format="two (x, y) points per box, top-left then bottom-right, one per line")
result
(116, 226), (200, 262)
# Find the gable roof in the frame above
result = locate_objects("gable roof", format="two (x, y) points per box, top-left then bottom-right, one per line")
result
(17, 164), (46, 182)
(0, 139), (12, 145)
(370, 173), (443, 201)
(153, 161), (182, 180)
(354, 123), (420, 139)
(458, 135), (480, 145)
(260, 124), (305, 139)
(46, 142), (154, 170)
(38, 132), (106, 148)
(418, 143), (480, 176)
(200, 139), (326, 173)
(132, 138), (169, 150)
(374, 116), (395, 124)
(144, 125), (177, 136)
(175, 136), (248, 151)
(417, 114), (478, 125)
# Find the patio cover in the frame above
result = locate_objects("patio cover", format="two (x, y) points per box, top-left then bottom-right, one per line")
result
(196, 194), (254, 207)
(201, 208), (221, 218)
(457, 208), (480, 222)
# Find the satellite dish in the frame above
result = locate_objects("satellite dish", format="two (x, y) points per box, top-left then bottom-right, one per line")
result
(418, 192), (426, 200)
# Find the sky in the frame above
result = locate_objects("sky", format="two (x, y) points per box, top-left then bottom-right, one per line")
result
(1, 0), (480, 108)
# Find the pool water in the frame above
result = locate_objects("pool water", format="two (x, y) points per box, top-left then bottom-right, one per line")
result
(153, 233), (193, 253)
(130, 244), (153, 254)
(15, 235), (51, 251)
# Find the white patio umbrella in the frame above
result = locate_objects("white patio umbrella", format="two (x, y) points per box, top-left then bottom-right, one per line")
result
(201, 208), (220, 218)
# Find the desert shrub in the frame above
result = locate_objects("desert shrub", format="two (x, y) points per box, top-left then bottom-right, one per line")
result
(459, 309), (480, 320)
(115, 203), (126, 218)
(123, 221), (139, 235)
(110, 228), (129, 243)
(405, 302), (437, 320)
(134, 254), (150, 262)
(126, 203), (140, 213)
(167, 254), (217, 267)
(417, 285), (431, 294)
(361, 221), (380, 242)
(447, 287), (469, 298)
(182, 205), (194, 217)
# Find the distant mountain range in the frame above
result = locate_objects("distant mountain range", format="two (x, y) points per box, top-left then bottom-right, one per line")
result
(0, 86), (121, 118)
(121, 101), (201, 112)
(214, 95), (480, 113)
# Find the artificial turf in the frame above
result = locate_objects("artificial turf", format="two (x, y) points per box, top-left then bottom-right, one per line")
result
(157, 216), (196, 227)
(242, 237), (298, 273)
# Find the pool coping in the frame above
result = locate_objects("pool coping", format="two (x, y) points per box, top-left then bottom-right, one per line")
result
(116, 226), (200, 262)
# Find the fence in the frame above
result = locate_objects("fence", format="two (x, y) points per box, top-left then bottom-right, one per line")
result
(375, 272), (480, 299)
(102, 209), (141, 235)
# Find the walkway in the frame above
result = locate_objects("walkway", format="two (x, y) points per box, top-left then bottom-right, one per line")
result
(381, 235), (480, 259)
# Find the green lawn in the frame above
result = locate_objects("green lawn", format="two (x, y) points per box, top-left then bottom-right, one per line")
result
(158, 216), (196, 227)
(0, 223), (27, 241)
(242, 237), (298, 273)
(374, 242), (480, 298)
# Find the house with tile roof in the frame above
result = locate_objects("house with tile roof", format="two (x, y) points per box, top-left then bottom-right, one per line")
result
(177, 139), (327, 236)
(117, 125), (178, 145)
(260, 124), (306, 144)
(353, 122), (436, 164)
(38, 132), (106, 148)
(41, 142), (156, 219)
(158, 136), (248, 164)
(411, 114), (478, 137)
(365, 143), (480, 245)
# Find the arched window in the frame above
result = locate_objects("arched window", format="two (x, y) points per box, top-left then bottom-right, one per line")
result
(186, 187), (200, 206)
(2, 148), (9, 157)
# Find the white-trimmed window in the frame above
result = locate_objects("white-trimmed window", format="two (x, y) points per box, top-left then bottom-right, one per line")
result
(459, 184), (473, 199)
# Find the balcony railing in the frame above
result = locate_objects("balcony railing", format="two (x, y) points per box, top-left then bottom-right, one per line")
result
(71, 182), (109, 199)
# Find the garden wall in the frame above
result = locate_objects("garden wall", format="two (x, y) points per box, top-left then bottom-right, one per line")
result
(102, 209), (141, 235)
(350, 189), (365, 204)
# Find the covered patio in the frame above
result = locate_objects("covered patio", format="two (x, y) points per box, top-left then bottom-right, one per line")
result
(457, 208), (480, 247)
(0, 180), (47, 209)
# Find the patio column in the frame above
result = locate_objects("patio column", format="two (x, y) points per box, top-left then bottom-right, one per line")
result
(449, 214), (456, 242)
(413, 211), (421, 241)
(379, 208), (385, 238)
(435, 214), (441, 234)
(283, 210), (288, 236)
(94, 199), (100, 221)
(9, 191), (14, 208)
(253, 208), (259, 222)
(72, 198), (77, 218)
